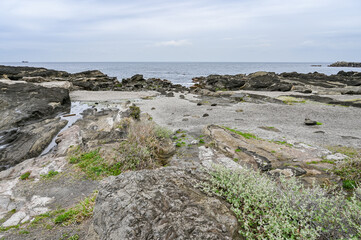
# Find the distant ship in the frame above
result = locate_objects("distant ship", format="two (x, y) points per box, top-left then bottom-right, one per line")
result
(21, 61), (29, 63)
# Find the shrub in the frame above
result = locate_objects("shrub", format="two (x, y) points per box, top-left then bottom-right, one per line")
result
(201, 165), (361, 239)
(129, 105), (140, 120)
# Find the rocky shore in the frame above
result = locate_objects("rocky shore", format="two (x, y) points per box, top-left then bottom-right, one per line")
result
(0, 65), (360, 239)
(329, 61), (361, 68)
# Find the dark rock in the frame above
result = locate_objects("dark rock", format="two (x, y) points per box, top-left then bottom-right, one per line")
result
(304, 118), (317, 126)
(191, 70), (361, 94)
(0, 65), (119, 91)
(179, 94), (185, 99)
(314, 131), (325, 134)
(166, 92), (174, 97)
(120, 75), (188, 92)
(203, 113), (209, 117)
(237, 147), (272, 171)
(0, 81), (70, 170)
(211, 103), (217, 106)
(197, 102), (202, 106)
(92, 167), (240, 240)
(329, 61), (361, 68)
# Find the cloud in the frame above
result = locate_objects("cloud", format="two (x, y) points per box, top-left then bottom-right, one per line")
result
(155, 40), (192, 47)
(0, 0), (360, 61)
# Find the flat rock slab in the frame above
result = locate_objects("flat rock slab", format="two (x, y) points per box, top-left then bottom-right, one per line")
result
(93, 167), (240, 240)
(70, 90), (159, 101)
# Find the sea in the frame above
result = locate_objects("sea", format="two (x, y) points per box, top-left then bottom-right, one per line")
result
(2, 62), (361, 86)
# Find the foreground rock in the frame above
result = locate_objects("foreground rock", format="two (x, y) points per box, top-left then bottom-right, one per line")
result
(0, 81), (70, 170)
(329, 61), (361, 68)
(192, 71), (361, 94)
(0, 65), (119, 91)
(204, 125), (341, 186)
(92, 167), (240, 240)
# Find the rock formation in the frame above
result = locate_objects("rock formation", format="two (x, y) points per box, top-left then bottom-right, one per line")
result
(0, 81), (70, 170)
(329, 61), (361, 68)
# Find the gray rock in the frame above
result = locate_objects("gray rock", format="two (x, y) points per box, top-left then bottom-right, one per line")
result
(93, 167), (240, 240)
(0, 65), (119, 91)
(304, 118), (317, 126)
(0, 81), (70, 170)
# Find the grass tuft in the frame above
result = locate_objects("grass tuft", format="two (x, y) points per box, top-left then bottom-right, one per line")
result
(224, 127), (257, 139)
(20, 171), (31, 180)
(54, 191), (98, 225)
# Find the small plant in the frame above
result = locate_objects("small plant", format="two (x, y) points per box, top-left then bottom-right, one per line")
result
(67, 234), (79, 240)
(18, 230), (30, 234)
(129, 105), (140, 120)
(343, 180), (357, 189)
(20, 171), (31, 180)
(40, 170), (59, 179)
(54, 191), (97, 225)
(199, 139), (205, 144)
(316, 122), (323, 125)
(235, 148), (241, 153)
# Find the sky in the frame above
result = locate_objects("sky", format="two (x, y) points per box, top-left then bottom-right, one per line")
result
(0, 0), (360, 62)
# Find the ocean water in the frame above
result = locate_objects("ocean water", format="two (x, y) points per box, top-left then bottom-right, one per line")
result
(2, 62), (361, 86)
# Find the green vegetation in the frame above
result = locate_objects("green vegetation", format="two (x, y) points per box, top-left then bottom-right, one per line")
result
(327, 146), (361, 189)
(20, 171), (31, 180)
(199, 139), (205, 144)
(343, 180), (357, 190)
(306, 159), (336, 165)
(40, 170), (59, 179)
(224, 127), (257, 140)
(316, 122), (323, 125)
(54, 191), (97, 225)
(129, 104), (140, 120)
(235, 148), (241, 153)
(18, 230), (30, 234)
(67, 234), (80, 240)
(0, 224), (19, 232)
(69, 149), (120, 179)
(202, 165), (361, 239)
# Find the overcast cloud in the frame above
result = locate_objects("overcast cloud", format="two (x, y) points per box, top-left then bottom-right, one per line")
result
(0, 0), (360, 62)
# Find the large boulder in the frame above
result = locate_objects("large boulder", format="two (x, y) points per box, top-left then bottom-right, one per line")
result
(92, 167), (240, 240)
(0, 81), (70, 170)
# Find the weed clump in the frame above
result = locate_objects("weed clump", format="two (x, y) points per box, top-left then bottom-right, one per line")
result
(40, 170), (59, 179)
(20, 171), (31, 180)
(224, 127), (257, 139)
(202, 165), (361, 239)
(54, 191), (97, 225)
(327, 146), (361, 189)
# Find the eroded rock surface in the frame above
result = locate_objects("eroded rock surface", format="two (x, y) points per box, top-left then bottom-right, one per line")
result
(204, 125), (341, 186)
(192, 71), (361, 94)
(0, 81), (70, 169)
(118, 74), (188, 92)
(0, 65), (119, 91)
(93, 167), (240, 240)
